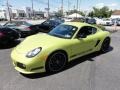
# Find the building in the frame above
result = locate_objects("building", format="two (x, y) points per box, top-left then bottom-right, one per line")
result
(0, 7), (45, 20)
(0, 8), (26, 20)
(6, 7), (13, 20)
(24, 7), (44, 18)
(25, 7), (32, 18)
(34, 11), (44, 17)
(12, 9), (26, 19)
(111, 10), (120, 19)
(0, 10), (6, 19)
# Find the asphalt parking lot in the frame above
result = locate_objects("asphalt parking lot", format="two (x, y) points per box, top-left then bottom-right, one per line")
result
(0, 28), (120, 90)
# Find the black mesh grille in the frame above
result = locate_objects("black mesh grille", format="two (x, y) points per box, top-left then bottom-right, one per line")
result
(17, 62), (26, 69)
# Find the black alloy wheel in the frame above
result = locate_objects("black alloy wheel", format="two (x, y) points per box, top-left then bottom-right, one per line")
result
(46, 52), (67, 73)
(101, 37), (110, 53)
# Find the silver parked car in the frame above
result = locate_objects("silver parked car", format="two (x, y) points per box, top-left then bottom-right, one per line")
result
(4, 21), (39, 37)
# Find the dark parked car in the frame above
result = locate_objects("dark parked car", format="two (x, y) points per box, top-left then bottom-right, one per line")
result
(87, 18), (96, 24)
(4, 21), (39, 37)
(0, 27), (20, 44)
(112, 18), (120, 26)
(33, 19), (63, 33)
(50, 17), (65, 23)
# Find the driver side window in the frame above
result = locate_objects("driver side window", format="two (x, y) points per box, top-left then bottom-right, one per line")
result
(77, 26), (97, 38)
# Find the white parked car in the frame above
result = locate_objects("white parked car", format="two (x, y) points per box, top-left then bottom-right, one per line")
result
(101, 18), (113, 26)
(0, 24), (2, 27)
(64, 18), (74, 22)
(94, 18), (103, 25)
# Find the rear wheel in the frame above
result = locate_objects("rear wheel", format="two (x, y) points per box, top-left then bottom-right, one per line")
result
(100, 37), (110, 53)
(45, 51), (67, 73)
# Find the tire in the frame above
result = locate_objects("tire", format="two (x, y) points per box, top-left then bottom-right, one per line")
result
(45, 51), (68, 73)
(100, 37), (111, 53)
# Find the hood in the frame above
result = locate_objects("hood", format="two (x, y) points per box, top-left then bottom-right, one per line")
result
(15, 33), (68, 54)
(9, 25), (29, 31)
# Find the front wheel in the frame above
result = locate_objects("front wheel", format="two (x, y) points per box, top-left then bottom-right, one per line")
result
(45, 51), (67, 73)
(100, 37), (111, 53)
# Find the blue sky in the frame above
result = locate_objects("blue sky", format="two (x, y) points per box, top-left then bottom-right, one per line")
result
(0, 0), (120, 11)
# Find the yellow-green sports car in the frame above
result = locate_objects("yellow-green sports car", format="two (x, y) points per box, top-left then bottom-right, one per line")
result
(11, 22), (111, 74)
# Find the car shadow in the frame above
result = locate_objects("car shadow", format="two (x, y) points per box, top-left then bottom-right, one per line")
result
(105, 29), (118, 33)
(21, 46), (113, 79)
(0, 40), (21, 49)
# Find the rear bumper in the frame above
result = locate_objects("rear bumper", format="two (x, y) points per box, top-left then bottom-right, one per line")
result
(0, 37), (12, 44)
(20, 31), (30, 37)
(20, 30), (38, 37)
(106, 22), (113, 26)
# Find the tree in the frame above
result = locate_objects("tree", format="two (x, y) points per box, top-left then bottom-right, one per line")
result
(88, 11), (94, 17)
(54, 10), (63, 17)
(79, 11), (85, 16)
(88, 6), (112, 18)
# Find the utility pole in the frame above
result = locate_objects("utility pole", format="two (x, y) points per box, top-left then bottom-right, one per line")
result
(76, 0), (79, 18)
(79, 0), (81, 11)
(31, 0), (34, 18)
(61, 0), (63, 16)
(68, 0), (69, 12)
(76, 0), (79, 11)
(6, 0), (11, 21)
(47, 0), (49, 18)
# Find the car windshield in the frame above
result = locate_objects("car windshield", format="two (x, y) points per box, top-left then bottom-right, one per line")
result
(103, 19), (111, 21)
(4, 21), (32, 27)
(48, 25), (77, 39)
(43, 20), (60, 26)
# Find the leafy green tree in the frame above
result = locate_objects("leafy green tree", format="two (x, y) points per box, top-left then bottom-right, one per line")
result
(79, 11), (85, 16)
(88, 6), (112, 18)
(54, 10), (63, 17)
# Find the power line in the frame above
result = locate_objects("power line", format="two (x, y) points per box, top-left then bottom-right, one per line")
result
(34, 0), (60, 11)
(34, 0), (47, 5)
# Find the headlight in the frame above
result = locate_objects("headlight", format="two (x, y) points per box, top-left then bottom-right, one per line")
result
(26, 47), (42, 58)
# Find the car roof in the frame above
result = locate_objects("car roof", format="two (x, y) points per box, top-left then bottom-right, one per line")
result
(7, 21), (26, 23)
(48, 19), (62, 23)
(63, 22), (94, 28)
(0, 27), (12, 31)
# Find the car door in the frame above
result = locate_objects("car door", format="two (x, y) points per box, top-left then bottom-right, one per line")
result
(71, 26), (98, 58)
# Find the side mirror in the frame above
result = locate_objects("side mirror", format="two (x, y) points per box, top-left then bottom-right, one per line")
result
(77, 34), (87, 38)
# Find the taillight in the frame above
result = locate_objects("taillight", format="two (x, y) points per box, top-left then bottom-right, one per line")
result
(0, 32), (4, 37)
(25, 27), (31, 31)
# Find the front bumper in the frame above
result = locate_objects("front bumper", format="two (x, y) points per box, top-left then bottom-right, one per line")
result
(106, 22), (113, 26)
(20, 31), (31, 37)
(11, 49), (47, 74)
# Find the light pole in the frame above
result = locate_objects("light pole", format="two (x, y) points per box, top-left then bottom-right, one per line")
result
(6, 0), (12, 21)
(76, 0), (79, 11)
(31, 0), (34, 18)
(47, 0), (49, 18)
(76, 0), (79, 18)
(79, 0), (81, 11)
(68, 0), (70, 12)
(61, 0), (63, 16)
